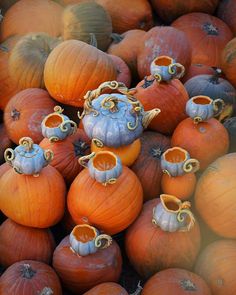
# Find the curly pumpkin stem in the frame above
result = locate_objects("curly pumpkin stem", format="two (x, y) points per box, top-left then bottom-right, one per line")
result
(60, 119), (77, 133)
(44, 149), (54, 163)
(4, 148), (15, 165)
(168, 62), (185, 79)
(94, 234), (112, 249)
(19, 137), (34, 152)
(183, 158), (200, 174)
(53, 105), (64, 114)
(177, 208), (195, 232)
(79, 152), (96, 168)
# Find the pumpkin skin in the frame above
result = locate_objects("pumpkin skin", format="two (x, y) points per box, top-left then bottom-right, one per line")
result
(181, 64), (215, 84)
(223, 117), (236, 152)
(195, 153), (236, 238)
(83, 282), (128, 295)
(0, 124), (12, 164)
(67, 166), (143, 235)
(217, 0), (236, 35)
(53, 236), (122, 294)
(96, 0), (153, 34)
(171, 118), (229, 170)
(63, 2), (112, 51)
(0, 36), (21, 110)
(44, 40), (117, 107)
(172, 13), (233, 67)
(131, 131), (171, 201)
(4, 88), (56, 144)
(133, 76), (189, 134)
(40, 129), (91, 184)
(107, 30), (146, 79)
(0, 165), (66, 228)
(125, 198), (201, 279)
(137, 26), (191, 79)
(150, 0), (219, 23)
(108, 54), (131, 88)
(0, 0), (63, 42)
(0, 260), (63, 295)
(195, 239), (236, 295)
(9, 33), (60, 90)
(221, 38), (236, 88)
(0, 163), (11, 179)
(142, 268), (212, 295)
(0, 218), (56, 267)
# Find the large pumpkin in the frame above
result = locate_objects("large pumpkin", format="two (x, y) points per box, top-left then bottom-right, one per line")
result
(0, 218), (56, 267)
(9, 33), (60, 90)
(142, 268), (212, 295)
(125, 198), (201, 279)
(221, 38), (236, 88)
(131, 131), (171, 201)
(150, 0), (219, 23)
(108, 54), (131, 88)
(171, 118), (229, 170)
(83, 282), (128, 295)
(4, 88), (56, 144)
(195, 239), (236, 295)
(217, 0), (236, 35)
(0, 36), (21, 110)
(223, 117), (236, 152)
(181, 64), (215, 84)
(195, 153), (236, 238)
(96, 0), (153, 34)
(0, 260), (62, 295)
(44, 40), (117, 107)
(0, 0), (63, 42)
(137, 26), (191, 79)
(172, 13), (233, 67)
(132, 76), (189, 134)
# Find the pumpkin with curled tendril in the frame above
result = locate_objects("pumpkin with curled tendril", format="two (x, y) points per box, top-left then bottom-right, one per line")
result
(79, 81), (161, 148)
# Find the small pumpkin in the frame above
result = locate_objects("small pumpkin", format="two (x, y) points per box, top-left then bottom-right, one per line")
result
(0, 260), (62, 295)
(63, 2), (112, 51)
(181, 64), (215, 84)
(4, 88), (56, 144)
(217, 0), (236, 35)
(195, 239), (236, 295)
(221, 38), (236, 88)
(223, 117), (236, 152)
(0, 218), (56, 267)
(142, 268), (212, 295)
(83, 282), (128, 295)
(0, 124), (12, 164)
(108, 54), (131, 88)
(172, 13), (233, 67)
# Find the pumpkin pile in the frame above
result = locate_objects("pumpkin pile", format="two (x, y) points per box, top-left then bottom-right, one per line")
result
(1, 0), (236, 294)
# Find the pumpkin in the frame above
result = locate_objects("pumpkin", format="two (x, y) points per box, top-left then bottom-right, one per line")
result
(172, 13), (233, 67)
(131, 131), (171, 201)
(0, 163), (11, 179)
(91, 139), (141, 167)
(4, 88), (56, 144)
(137, 26), (191, 79)
(40, 128), (91, 184)
(181, 64), (215, 84)
(0, 36), (21, 110)
(0, 124), (12, 164)
(161, 173), (197, 201)
(150, 0), (219, 23)
(52, 231), (122, 293)
(221, 38), (236, 88)
(0, 218), (56, 267)
(67, 159), (143, 235)
(195, 239), (236, 295)
(195, 153), (236, 238)
(0, 0), (63, 42)
(83, 282), (128, 295)
(0, 260), (62, 295)
(107, 30), (146, 79)
(108, 54), (131, 88)
(142, 268), (212, 295)
(0, 164), (66, 228)
(96, 0), (153, 34)
(171, 118), (229, 170)
(132, 76), (189, 134)
(63, 2), (112, 51)
(125, 198), (201, 279)
(9, 33), (60, 90)
(223, 117), (236, 152)
(44, 40), (117, 107)
(217, 0), (236, 35)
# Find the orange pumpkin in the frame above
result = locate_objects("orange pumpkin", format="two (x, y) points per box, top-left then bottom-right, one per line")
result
(44, 40), (117, 107)
(108, 54), (131, 88)
(137, 26), (191, 79)
(67, 165), (143, 235)
(83, 282), (128, 295)
(96, 0), (153, 34)
(142, 268), (212, 295)
(195, 239), (236, 295)
(0, 165), (66, 228)
(0, 124), (12, 164)
(171, 118), (229, 170)
(195, 153), (236, 238)
(172, 13), (233, 67)
(221, 38), (236, 88)
(125, 198), (201, 279)
(0, 0), (63, 42)
(217, 0), (236, 35)
(0, 163), (11, 179)
(0, 36), (21, 110)
(181, 64), (215, 84)
(0, 218), (56, 267)
(4, 88), (56, 144)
